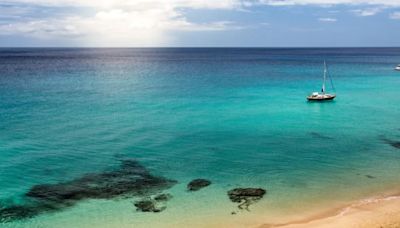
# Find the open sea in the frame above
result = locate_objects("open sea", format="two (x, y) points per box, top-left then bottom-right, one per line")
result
(1, 48), (400, 228)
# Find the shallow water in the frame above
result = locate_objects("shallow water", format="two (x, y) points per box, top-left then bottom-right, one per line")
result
(1, 48), (400, 227)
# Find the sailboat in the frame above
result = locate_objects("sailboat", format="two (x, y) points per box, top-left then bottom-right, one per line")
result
(307, 61), (336, 101)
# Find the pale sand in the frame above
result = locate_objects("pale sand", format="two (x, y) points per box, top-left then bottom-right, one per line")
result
(259, 195), (400, 228)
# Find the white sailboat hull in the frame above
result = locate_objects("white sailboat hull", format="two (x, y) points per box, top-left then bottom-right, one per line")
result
(307, 93), (336, 101)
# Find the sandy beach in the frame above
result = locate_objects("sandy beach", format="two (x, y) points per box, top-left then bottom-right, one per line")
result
(260, 194), (400, 228)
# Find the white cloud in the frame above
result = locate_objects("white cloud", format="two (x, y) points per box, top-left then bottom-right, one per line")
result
(0, 1), (245, 46)
(318, 17), (337, 22)
(1, 0), (400, 46)
(390, 11), (400, 19)
(257, 0), (400, 6)
(351, 7), (384, 16)
(2, 0), (242, 9)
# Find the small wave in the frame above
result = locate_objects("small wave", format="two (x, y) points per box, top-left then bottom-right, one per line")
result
(337, 194), (400, 217)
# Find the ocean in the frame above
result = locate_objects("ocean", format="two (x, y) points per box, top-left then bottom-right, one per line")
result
(1, 48), (400, 227)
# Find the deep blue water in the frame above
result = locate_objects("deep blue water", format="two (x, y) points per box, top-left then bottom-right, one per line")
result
(1, 48), (400, 227)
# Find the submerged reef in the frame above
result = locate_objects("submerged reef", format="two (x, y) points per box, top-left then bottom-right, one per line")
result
(154, 193), (172, 202)
(228, 188), (266, 211)
(0, 160), (177, 222)
(309, 132), (333, 139)
(187, 179), (211, 191)
(134, 193), (172, 213)
(381, 138), (400, 149)
(134, 199), (165, 213)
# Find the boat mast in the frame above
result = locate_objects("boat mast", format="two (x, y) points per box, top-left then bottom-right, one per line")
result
(322, 60), (327, 94)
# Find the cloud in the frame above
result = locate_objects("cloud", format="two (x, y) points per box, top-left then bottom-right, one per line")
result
(318, 17), (337, 22)
(0, 1), (246, 46)
(0, 14), (241, 47)
(257, 0), (400, 6)
(1, 0), (242, 9)
(351, 7), (384, 16)
(0, 19), (82, 37)
(390, 11), (400, 19)
(1, 0), (400, 46)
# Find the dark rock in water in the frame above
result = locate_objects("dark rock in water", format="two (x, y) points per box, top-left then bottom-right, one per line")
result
(134, 193), (172, 213)
(227, 188), (266, 211)
(228, 188), (266, 202)
(25, 160), (176, 202)
(0, 160), (177, 222)
(134, 200), (165, 213)
(388, 141), (400, 149)
(0, 205), (37, 223)
(187, 179), (211, 191)
(365, 175), (376, 179)
(154, 193), (172, 202)
(310, 132), (333, 139)
(0, 202), (66, 223)
(381, 138), (400, 149)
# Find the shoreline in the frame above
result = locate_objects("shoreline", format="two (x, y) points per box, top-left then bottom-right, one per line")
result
(259, 193), (400, 228)
(2, 184), (400, 228)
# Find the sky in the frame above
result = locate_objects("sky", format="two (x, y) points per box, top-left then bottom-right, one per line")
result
(0, 0), (399, 47)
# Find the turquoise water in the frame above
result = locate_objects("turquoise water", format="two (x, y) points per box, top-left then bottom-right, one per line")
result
(1, 48), (400, 227)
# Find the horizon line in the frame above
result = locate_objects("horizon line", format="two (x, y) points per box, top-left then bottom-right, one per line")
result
(1, 46), (400, 49)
